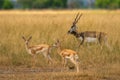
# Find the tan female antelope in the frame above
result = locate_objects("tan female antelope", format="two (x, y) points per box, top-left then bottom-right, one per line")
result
(22, 36), (53, 66)
(68, 13), (110, 49)
(53, 39), (80, 72)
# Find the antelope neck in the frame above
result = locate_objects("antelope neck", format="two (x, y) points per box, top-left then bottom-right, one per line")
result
(57, 45), (62, 55)
(71, 31), (80, 38)
(25, 43), (30, 50)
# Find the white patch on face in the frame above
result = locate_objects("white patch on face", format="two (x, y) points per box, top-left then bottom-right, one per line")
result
(69, 29), (73, 33)
(69, 27), (76, 33)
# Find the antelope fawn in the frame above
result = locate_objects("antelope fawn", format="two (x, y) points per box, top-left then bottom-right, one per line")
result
(68, 13), (111, 50)
(22, 36), (53, 66)
(53, 39), (80, 72)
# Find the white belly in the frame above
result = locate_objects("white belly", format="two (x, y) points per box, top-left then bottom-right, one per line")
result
(85, 37), (97, 42)
(78, 37), (97, 43)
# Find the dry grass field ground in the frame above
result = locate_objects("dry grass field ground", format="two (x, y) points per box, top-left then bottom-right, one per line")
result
(0, 10), (120, 80)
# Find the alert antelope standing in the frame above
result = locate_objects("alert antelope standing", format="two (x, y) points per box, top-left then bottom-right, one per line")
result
(68, 13), (111, 49)
(53, 39), (80, 72)
(22, 36), (53, 66)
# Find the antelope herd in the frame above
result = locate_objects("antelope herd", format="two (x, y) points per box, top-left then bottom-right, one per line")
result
(22, 13), (111, 72)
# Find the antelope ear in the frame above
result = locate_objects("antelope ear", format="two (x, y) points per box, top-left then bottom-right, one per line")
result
(28, 36), (32, 41)
(22, 36), (26, 41)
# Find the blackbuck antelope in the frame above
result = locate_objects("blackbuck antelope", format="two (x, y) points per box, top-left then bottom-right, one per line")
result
(68, 13), (110, 49)
(53, 39), (80, 72)
(22, 36), (53, 66)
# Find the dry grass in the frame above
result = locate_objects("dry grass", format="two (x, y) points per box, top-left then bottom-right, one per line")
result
(0, 10), (120, 80)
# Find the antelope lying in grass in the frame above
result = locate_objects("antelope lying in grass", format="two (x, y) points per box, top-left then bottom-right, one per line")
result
(53, 39), (80, 72)
(22, 36), (53, 66)
(68, 13), (111, 49)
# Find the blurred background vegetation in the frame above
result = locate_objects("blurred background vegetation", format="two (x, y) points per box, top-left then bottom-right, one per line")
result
(0, 0), (120, 10)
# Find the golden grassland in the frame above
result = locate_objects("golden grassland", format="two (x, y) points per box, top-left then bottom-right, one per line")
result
(0, 10), (120, 80)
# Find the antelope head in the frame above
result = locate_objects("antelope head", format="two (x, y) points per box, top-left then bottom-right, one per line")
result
(22, 36), (32, 46)
(52, 39), (61, 48)
(68, 13), (82, 34)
